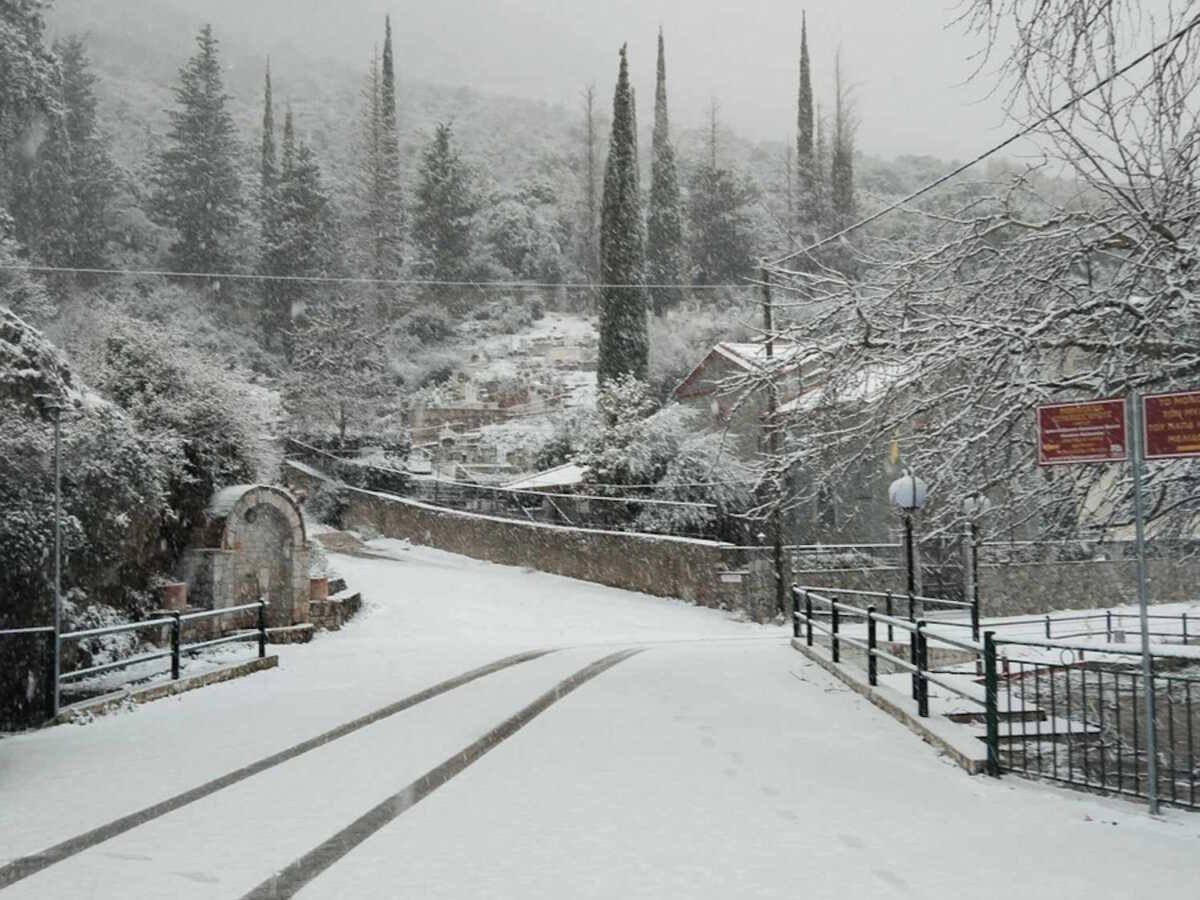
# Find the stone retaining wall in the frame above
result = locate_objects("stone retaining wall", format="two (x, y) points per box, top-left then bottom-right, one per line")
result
(283, 461), (778, 621)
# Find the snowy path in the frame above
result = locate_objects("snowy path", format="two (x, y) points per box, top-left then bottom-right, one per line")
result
(2, 539), (1198, 898)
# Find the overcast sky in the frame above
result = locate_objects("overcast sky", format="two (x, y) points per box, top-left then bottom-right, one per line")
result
(85, 0), (1015, 160)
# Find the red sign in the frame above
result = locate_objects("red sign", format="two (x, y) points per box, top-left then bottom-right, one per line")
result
(1036, 398), (1128, 466)
(1142, 390), (1200, 459)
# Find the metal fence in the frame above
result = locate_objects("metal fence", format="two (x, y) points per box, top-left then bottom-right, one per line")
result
(792, 586), (1200, 813)
(59, 601), (269, 695)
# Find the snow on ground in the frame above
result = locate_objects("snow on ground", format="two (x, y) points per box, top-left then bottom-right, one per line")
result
(2, 540), (1199, 899)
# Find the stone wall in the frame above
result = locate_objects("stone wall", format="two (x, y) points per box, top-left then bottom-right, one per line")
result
(283, 461), (778, 621)
(977, 559), (1200, 617)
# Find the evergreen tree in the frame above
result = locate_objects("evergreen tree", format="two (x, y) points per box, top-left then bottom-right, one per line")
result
(261, 109), (340, 358)
(577, 84), (601, 283)
(260, 61), (277, 203)
(645, 28), (684, 316)
(795, 12), (817, 233)
(597, 44), (648, 386)
(0, 0), (59, 207)
(831, 53), (856, 228)
(57, 38), (114, 269)
(10, 37), (115, 270)
(378, 16), (404, 278)
(351, 19), (405, 322)
(411, 122), (477, 284)
(9, 107), (74, 265)
(150, 25), (242, 277)
(259, 63), (282, 346)
(686, 162), (758, 288)
(813, 105), (830, 229)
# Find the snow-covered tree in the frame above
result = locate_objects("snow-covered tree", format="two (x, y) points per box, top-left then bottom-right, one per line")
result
(0, 0), (59, 207)
(598, 44), (649, 385)
(646, 28), (685, 316)
(150, 25), (243, 277)
(261, 109), (340, 357)
(768, 0), (1200, 543)
(287, 292), (387, 441)
(795, 12), (818, 236)
(411, 122), (477, 284)
(686, 162), (758, 287)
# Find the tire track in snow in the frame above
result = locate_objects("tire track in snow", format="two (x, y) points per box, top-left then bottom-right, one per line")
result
(0, 650), (553, 891)
(241, 648), (643, 900)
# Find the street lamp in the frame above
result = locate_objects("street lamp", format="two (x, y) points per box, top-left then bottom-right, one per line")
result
(34, 393), (64, 718)
(962, 492), (990, 642)
(889, 472), (928, 598)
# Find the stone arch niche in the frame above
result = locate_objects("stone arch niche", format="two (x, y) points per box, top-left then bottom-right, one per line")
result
(182, 485), (310, 629)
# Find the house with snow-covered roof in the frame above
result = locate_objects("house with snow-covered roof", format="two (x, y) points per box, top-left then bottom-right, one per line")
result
(673, 339), (819, 458)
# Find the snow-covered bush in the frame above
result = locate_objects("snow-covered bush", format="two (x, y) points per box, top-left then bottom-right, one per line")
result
(634, 433), (758, 540)
(580, 377), (702, 489)
(72, 312), (259, 560)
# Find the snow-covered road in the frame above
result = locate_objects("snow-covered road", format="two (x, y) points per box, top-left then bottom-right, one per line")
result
(2, 539), (1198, 898)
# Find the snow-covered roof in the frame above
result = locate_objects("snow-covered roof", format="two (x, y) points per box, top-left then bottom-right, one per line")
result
(780, 363), (904, 414)
(712, 340), (805, 372)
(503, 463), (588, 491)
(208, 485), (259, 518)
(674, 340), (811, 401)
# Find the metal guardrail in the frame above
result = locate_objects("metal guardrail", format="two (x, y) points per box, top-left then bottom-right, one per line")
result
(59, 601), (269, 687)
(991, 634), (1200, 812)
(793, 585), (1200, 811)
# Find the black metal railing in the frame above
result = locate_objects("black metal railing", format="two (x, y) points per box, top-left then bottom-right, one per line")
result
(989, 635), (1199, 811)
(791, 584), (1200, 812)
(791, 587), (985, 721)
(58, 601), (269, 694)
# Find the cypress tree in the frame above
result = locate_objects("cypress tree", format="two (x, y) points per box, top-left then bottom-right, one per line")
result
(831, 52), (855, 228)
(597, 44), (648, 386)
(796, 12), (817, 233)
(260, 61), (277, 203)
(645, 28), (684, 316)
(377, 17), (405, 311)
(151, 25), (242, 276)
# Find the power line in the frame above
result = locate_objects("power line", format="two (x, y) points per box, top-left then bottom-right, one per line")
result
(0, 262), (750, 292)
(768, 11), (1200, 270)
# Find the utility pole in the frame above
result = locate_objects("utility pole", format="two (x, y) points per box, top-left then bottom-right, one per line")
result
(34, 394), (63, 718)
(761, 265), (789, 617)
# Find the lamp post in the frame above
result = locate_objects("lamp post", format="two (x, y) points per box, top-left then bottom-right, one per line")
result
(962, 492), (989, 642)
(889, 472), (928, 601)
(34, 394), (64, 718)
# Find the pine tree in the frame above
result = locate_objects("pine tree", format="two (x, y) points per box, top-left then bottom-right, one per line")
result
(151, 25), (242, 277)
(796, 12), (818, 235)
(57, 37), (113, 269)
(645, 28), (684, 316)
(831, 52), (855, 228)
(0, 0), (59, 207)
(9, 108), (75, 265)
(262, 108), (341, 359)
(597, 44), (648, 386)
(686, 162), (758, 288)
(411, 122), (477, 284)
